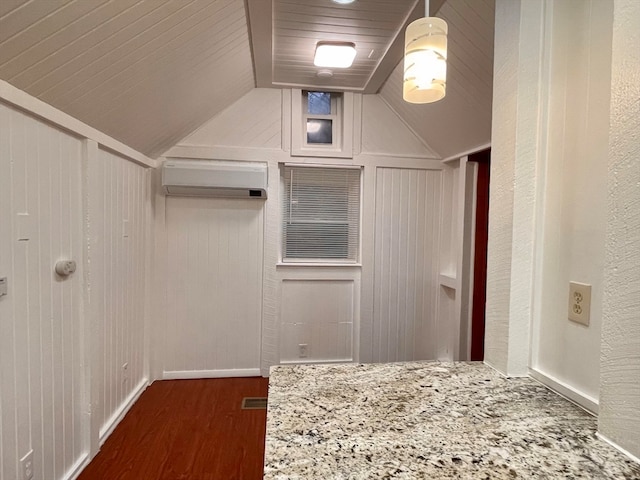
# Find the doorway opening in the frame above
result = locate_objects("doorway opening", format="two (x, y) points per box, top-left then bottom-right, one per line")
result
(468, 149), (491, 361)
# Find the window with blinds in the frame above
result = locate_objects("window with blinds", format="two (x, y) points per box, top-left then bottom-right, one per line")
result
(282, 165), (361, 263)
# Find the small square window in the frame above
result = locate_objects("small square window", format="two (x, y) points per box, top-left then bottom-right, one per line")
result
(306, 119), (333, 144)
(307, 92), (331, 115)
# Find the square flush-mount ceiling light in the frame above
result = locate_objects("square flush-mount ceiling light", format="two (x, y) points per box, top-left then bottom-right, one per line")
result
(314, 41), (356, 68)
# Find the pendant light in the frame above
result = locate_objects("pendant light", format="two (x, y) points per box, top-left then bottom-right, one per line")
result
(403, 0), (448, 104)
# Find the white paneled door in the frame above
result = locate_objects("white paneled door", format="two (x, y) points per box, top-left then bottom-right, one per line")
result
(372, 167), (442, 362)
(162, 196), (264, 378)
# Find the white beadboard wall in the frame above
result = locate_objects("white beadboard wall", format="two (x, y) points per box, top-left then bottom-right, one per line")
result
(164, 88), (444, 373)
(280, 279), (355, 363)
(0, 83), (153, 480)
(361, 95), (437, 158)
(530, 0), (612, 407)
(0, 101), (85, 480)
(87, 147), (150, 438)
(371, 167), (442, 362)
(160, 196), (263, 377)
(178, 88), (282, 150)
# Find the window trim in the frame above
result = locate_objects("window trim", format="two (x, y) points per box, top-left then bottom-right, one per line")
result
(291, 89), (354, 159)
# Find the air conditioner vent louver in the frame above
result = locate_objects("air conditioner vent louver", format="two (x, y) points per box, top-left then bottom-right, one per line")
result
(162, 159), (267, 199)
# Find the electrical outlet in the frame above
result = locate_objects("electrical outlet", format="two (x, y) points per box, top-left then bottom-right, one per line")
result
(20, 450), (34, 480)
(122, 362), (129, 384)
(568, 282), (591, 326)
(298, 344), (308, 358)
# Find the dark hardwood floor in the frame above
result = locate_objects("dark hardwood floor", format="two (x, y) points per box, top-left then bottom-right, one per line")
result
(78, 377), (269, 480)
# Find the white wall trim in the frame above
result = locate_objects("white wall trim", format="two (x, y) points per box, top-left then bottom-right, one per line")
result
(360, 151), (441, 161)
(164, 144), (286, 162)
(63, 453), (90, 480)
(441, 143), (492, 163)
(280, 359), (354, 366)
(162, 369), (262, 379)
(596, 433), (640, 466)
(277, 262), (362, 268)
(0, 79), (155, 168)
(529, 368), (599, 415)
(483, 360), (512, 378)
(150, 168), (167, 382)
(358, 155), (444, 169)
(81, 139), (101, 458)
(98, 378), (149, 444)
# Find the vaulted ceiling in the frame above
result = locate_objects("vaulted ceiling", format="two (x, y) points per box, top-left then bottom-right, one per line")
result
(0, 0), (494, 159)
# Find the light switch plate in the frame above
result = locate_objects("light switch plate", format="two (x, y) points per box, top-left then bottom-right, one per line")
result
(0, 277), (7, 297)
(568, 281), (591, 326)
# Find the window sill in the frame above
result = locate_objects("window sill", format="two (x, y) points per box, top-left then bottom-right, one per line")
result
(277, 262), (362, 268)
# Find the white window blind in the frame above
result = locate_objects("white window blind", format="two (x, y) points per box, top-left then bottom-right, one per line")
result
(282, 165), (361, 262)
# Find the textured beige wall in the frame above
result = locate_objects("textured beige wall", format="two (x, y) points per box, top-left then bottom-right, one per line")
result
(485, 0), (545, 376)
(598, 0), (640, 460)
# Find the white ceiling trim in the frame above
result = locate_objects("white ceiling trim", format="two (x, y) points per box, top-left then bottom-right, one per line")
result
(247, 0), (446, 94)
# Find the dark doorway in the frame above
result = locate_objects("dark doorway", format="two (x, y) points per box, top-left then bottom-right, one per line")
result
(468, 149), (491, 361)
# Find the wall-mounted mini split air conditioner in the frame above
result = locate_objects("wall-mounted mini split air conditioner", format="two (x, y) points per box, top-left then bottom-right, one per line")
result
(162, 159), (268, 199)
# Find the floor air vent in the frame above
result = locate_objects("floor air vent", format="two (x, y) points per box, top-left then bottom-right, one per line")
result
(241, 397), (268, 410)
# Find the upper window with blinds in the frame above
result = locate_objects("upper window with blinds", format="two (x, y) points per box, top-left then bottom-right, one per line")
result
(282, 165), (361, 263)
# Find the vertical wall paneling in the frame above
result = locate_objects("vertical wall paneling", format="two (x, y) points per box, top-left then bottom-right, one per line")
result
(164, 88), (443, 374)
(530, 0), (612, 408)
(89, 147), (149, 441)
(0, 102), (86, 480)
(280, 279), (356, 363)
(162, 196), (264, 378)
(371, 167), (442, 362)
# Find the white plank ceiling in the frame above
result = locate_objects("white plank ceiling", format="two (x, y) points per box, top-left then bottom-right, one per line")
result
(248, 0), (446, 94)
(0, 0), (255, 158)
(0, 0), (494, 158)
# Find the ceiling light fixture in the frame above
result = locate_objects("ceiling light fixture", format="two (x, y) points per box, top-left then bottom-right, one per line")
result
(314, 41), (357, 68)
(332, 0), (356, 4)
(403, 0), (448, 104)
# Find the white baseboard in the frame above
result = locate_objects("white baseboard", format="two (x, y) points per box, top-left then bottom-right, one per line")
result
(63, 452), (90, 480)
(529, 368), (598, 414)
(596, 433), (640, 465)
(162, 368), (261, 380)
(279, 358), (353, 366)
(99, 377), (149, 444)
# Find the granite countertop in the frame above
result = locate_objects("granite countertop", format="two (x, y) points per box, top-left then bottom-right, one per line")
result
(263, 362), (640, 479)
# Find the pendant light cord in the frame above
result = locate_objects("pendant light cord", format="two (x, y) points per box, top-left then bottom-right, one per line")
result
(425, 0), (430, 17)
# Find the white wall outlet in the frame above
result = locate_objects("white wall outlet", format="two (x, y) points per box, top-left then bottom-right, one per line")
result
(298, 344), (308, 358)
(568, 281), (591, 326)
(20, 449), (34, 480)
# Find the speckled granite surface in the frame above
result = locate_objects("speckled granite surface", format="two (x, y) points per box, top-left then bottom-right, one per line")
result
(264, 362), (640, 479)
